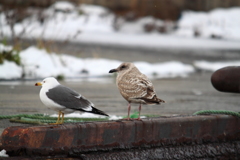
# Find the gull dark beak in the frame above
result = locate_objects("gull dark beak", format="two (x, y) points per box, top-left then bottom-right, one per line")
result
(109, 69), (117, 73)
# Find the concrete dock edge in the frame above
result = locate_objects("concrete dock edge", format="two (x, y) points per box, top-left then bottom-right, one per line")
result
(0, 115), (239, 159)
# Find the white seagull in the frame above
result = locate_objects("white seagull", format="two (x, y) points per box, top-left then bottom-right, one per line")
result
(35, 77), (108, 124)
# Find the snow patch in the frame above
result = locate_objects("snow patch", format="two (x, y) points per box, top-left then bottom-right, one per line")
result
(194, 60), (240, 72)
(135, 61), (194, 78)
(0, 150), (8, 157)
(0, 61), (22, 79)
(0, 2), (240, 50)
(0, 46), (194, 80)
(51, 1), (75, 12)
(0, 44), (12, 52)
(176, 8), (240, 40)
(50, 112), (122, 120)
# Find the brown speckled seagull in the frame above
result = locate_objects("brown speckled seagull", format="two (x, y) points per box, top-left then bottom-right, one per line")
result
(109, 62), (165, 120)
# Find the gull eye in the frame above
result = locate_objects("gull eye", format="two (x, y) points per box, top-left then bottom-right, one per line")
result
(43, 81), (46, 83)
(121, 65), (126, 69)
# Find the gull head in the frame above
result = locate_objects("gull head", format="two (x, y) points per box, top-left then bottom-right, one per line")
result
(35, 77), (60, 88)
(109, 62), (135, 75)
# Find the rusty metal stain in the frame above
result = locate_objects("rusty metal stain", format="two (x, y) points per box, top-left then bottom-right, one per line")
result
(0, 115), (240, 158)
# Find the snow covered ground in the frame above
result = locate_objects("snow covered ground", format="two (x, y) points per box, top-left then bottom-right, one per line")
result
(0, 44), (194, 80)
(0, 1), (240, 50)
(194, 60), (240, 72)
(1, 43), (240, 80)
(50, 112), (123, 120)
(1, 2), (240, 80)
(176, 8), (240, 40)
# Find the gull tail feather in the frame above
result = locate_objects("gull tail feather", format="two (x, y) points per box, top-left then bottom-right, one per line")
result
(141, 96), (166, 105)
(156, 98), (165, 103)
(87, 106), (109, 117)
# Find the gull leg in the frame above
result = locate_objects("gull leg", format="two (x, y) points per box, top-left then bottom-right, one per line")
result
(127, 103), (131, 120)
(56, 111), (61, 124)
(137, 103), (142, 120)
(50, 111), (61, 125)
(57, 111), (64, 124)
(121, 103), (131, 120)
(61, 112), (64, 124)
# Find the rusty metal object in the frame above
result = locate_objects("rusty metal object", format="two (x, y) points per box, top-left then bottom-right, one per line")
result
(0, 115), (240, 159)
(211, 66), (240, 93)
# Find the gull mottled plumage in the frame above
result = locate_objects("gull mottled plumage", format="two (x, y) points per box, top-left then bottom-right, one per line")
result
(109, 62), (165, 120)
(35, 77), (108, 124)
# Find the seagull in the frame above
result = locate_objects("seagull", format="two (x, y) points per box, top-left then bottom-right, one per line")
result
(109, 62), (165, 120)
(35, 77), (108, 124)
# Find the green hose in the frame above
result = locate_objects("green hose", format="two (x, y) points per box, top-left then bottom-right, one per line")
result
(0, 114), (108, 125)
(193, 110), (240, 118)
(4, 110), (239, 125)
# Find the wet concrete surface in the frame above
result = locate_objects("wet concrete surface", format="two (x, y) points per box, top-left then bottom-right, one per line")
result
(0, 44), (240, 135)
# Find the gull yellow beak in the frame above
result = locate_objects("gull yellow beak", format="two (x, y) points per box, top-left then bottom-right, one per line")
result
(35, 82), (42, 86)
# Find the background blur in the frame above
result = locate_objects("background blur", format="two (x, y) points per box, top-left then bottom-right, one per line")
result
(0, 0), (240, 118)
(1, 0), (240, 80)
(2, 0), (240, 19)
